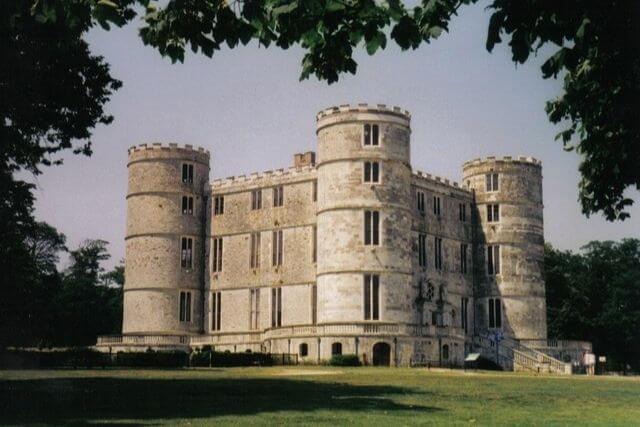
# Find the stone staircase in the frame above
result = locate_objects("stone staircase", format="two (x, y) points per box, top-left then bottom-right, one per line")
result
(473, 333), (572, 375)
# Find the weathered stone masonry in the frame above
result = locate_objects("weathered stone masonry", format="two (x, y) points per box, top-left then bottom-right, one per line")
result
(110, 104), (550, 366)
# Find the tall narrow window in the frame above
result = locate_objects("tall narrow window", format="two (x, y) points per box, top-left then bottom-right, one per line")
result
(250, 232), (261, 269)
(486, 173), (499, 192)
(418, 233), (427, 268)
(182, 196), (194, 215)
(487, 204), (500, 222)
(417, 190), (425, 213)
(487, 245), (500, 275)
(251, 189), (262, 210)
(488, 298), (502, 328)
(182, 163), (194, 183)
(312, 181), (317, 202)
(312, 226), (317, 263)
(213, 196), (224, 215)
(363, 274), (380, 320)
(212, 237), (223, 272)
(460, 243), (468, 274)
(179, 291), (191, 322)
(272, 230), (283, 266)
(363, 161), (380, 183)
(271, 287), (282, 327)
(249, 289), (260, 330)
(311, 285), (317, 324)
(434, 237), (443, 270)
(363, 124), (380, 146)
(364, 210), (380, 245)
(181, 237), (193, 269)
(433, 196), (441, 216)
(459, 203), (466, 221)
(461, 297), (469, 333)
(273, 186), (284, 207)
(212, 291), (221, 331)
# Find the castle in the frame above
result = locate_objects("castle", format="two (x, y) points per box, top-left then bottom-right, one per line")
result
(98, 104), (590, 370)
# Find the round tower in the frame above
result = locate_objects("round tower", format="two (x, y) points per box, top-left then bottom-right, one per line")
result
(123, 143), (210, 335)
(315, 104), (414, 329)
(462, 156), (547, 341)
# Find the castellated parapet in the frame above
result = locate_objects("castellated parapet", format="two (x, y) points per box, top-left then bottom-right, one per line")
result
(99, 104), (573, 368)
(124, 143), (210, 335)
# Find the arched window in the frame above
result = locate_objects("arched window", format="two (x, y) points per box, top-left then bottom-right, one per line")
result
(299, 343), (308, 357)
(442, 344), (450, 360)
(331, 342), (342, 355)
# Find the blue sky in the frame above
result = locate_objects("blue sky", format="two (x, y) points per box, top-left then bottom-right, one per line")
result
(29, 1), (639, 269)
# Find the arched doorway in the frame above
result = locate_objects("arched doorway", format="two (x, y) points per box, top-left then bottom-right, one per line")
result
(373, 342), (391, 366)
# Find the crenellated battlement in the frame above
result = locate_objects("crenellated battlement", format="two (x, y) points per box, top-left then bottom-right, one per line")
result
(316, 103), (411, 121)
(413, 170), (471, 194)
(463, 155), (542, 169)
(127, 142), (210, 157)
(211, 164), (316, 189)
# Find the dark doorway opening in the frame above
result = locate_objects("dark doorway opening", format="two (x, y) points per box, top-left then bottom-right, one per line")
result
(372, 342), (391, 366)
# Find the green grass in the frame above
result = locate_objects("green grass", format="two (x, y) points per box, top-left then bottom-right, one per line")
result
(1, 367), (640, 425)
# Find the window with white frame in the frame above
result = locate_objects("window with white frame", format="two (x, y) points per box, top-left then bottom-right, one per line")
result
(273, 186), (284, 207)
(363, 123), (379, 146)
(364, 210), (380, 245)
(363, 161), (380, 183)
(487, 204), (500, 222)
(251, 189), (262, 210)
(487, 244), (500, 275)
(182, 195), (194, 215)
(249, 288), (260, 330)
(363, 274), (380, 320)
(271, 287), (282, 327)
(272, 230), (283, 266)
(179, 291), (191, 322)
(486, 173), (499, 192)
(181, 237), (193, 269)
(488, 297), (502, 328)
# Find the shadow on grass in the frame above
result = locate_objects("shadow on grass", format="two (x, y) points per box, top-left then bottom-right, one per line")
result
(0, 373), (440, 425)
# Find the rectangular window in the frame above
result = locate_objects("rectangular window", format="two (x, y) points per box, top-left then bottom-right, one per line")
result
(181, 237), (193, 269)
(273, 186), (284, 207)
(363, 161), (380, 183)
(433, 196), (441, 216)
(418, 233), (427, 268)
(311, 285), (317, 324)
(434, 237), (443, 270)
(182, 196), (194, 215)
(212, 291), (221, 331)
(249, 289), (260, 330)
(487, 204), (500, 222)
(487, 245), (500, 275)
(250, 232), (261, 269)
(271, 287), (282, 327)
(488, 298), (502, 328)
(213, 196), (224, 215)
(251, 189), (262, 210)
(364, 210), (380, 246)
(460, 243), (468, 274)
(179, 291), (191, 322)
(363, 123), (380, 146)
(312, 225), (317, 263)
(461, 297), (469, 333)
(363, 274), (380, 320)
(272, 230), (283, 266)
(417, 190), (425, 213)
(459, 203), (466, 221)
(212, 237), (223, 272)
(182, 163), (194, 184)
(312, 181), (317, 202)
(486, 173), (499, 192)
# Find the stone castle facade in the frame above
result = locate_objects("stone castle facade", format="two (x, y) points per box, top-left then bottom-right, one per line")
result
(102, 104), (557, 367)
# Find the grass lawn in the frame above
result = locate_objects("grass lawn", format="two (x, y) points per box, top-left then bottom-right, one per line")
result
(1, 367), (640, 426)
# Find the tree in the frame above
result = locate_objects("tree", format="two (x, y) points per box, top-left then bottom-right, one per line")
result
(545, 239), (640, 371)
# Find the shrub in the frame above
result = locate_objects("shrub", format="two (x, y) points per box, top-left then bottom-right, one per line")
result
(114, 350), (188, 367)
(329, 354), (361, 366)
(191, 350), (274, 367)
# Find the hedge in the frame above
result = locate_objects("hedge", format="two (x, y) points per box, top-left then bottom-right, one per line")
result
(329, 354), (361, 366)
